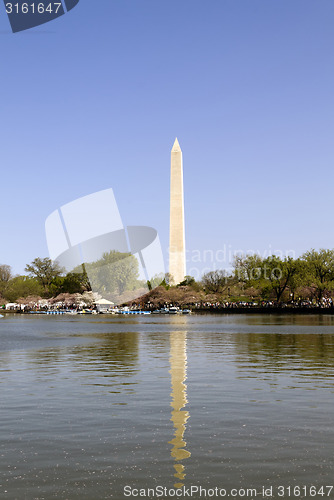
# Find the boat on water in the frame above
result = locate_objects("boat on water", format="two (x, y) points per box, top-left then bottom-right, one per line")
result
(182, 309), (192, 314)
(152, 307), (191, 314)
(118, 309), (151, 315)
(152, 307), (170, 314)
(168, 306), (180, 314)
(160, 308), (170, 314)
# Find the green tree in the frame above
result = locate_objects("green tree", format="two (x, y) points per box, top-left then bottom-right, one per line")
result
(3, 276), (44, 303)
(49, 271), (91, 296)
(147, 273), (165, 291)
(85, 250), (139, 299)
(163, 273), (173, 288)
(301, 249), (334, 302)
(25, 258), (64, 296)
(234, 254), (264, 287)
(261, 256), (300, 303)
(178, 275), (195, 287)
(234, 254), (301, 302)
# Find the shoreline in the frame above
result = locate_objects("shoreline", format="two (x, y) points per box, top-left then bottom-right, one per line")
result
(2, 307), (334, 316)
(194, 306), (334, 315)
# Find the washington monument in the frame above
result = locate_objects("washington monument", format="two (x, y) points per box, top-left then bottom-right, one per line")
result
(169, 138), (186, 285)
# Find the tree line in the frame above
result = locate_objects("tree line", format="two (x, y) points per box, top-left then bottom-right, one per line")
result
(200, 248), (334, 304)
(144, 248), (334, 307)
(2, 248), (334, 306)
(0, 258), (89, 303)
(0, 251), (141, 303)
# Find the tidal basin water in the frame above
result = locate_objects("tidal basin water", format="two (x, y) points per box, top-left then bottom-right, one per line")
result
(1, 314), (334, 500)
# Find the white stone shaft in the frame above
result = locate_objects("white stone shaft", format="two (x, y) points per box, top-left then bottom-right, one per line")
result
(169, 138), (186, 285)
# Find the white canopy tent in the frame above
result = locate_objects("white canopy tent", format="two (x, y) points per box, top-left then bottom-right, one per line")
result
(95, 299), (114, 305)
(95, 298), (114, 312)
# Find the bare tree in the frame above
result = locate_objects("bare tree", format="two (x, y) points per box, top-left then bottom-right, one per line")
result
(0, 264), (12, 282)
(201, 270), (229, 294)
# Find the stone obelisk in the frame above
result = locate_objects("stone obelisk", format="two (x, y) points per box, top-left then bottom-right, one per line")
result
(169, 138), (185, 285)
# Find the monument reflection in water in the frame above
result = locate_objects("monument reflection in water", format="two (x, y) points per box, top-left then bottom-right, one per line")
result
(169, 331), (191, 487)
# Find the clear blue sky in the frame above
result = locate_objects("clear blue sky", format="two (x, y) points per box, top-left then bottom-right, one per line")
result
(1, 0), (334, 278)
